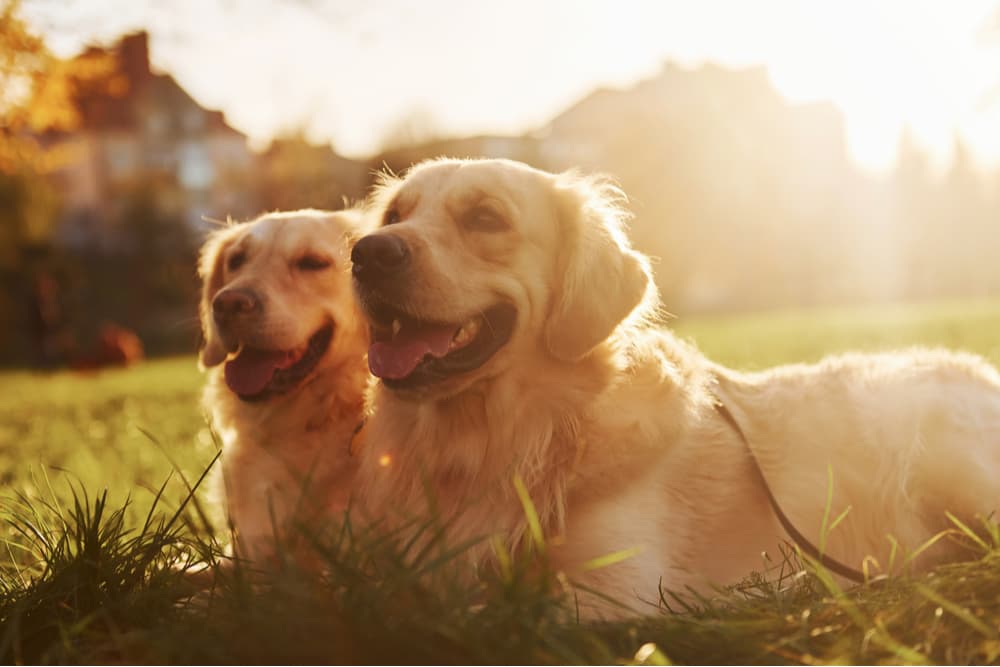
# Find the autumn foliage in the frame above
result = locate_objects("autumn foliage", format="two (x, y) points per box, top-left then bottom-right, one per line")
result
(0, 0), (120, 173)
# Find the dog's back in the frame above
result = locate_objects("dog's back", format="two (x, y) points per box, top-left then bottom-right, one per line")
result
(715, 347), (1000, 573)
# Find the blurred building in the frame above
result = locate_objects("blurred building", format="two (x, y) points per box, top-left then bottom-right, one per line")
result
(535, 63), (857, 311)
(45, 31), (257, 249)
(256, 135), (367, 211)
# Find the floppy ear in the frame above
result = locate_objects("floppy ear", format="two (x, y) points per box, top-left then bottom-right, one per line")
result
(544, 174), (653, 362)
(197, 227), (237, 369)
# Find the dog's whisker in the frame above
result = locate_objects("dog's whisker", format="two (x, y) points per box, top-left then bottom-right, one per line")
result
(201, 214), (235, 227)
(477, 308), (497, 337)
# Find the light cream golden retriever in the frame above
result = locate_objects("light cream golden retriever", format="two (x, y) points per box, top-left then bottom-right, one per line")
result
(350, 157), (1000, 617)
(199, 209), (369, 565)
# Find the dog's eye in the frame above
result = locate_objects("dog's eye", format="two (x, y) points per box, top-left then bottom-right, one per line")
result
(296, 255), (332, 271)
(463, 207), (509, 233)
(383, 208), (401, 226)
(227, 251), (246, 272)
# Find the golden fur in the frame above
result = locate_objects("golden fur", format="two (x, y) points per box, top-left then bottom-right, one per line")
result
(199, 209), (370, 564)
(352, 158), (1000, 618)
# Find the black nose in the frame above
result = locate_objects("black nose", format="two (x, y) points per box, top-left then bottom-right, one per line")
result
(351, 234), (411, 282)
(212, 288), (260, 324)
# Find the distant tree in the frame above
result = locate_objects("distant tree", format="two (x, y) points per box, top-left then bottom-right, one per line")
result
(0, 169), (58, 269)
(0, 0), (114, 173)
(944, 136), (984, 207)
(0, 0), (114, 364)
(941, 136), (996, 295)
(895, 128), (932, 187)
(0, 0), (116, 258)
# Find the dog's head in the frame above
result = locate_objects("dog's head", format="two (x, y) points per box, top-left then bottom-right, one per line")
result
(199, 209), (368, 402)
(352, 158), (654, 397)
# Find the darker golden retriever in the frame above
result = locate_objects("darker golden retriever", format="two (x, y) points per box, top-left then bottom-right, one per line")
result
(199, 209), (369, 565)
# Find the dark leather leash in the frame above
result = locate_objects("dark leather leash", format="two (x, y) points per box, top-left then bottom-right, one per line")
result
(712, 395), (866, 583)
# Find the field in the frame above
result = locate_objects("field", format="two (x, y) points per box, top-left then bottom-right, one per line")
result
(3, 299), (1000, 663)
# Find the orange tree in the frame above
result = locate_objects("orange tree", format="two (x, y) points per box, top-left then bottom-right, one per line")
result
(0, 0), (115, 362)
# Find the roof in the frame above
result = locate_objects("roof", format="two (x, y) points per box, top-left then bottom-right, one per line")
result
(69, 31), (244, 138)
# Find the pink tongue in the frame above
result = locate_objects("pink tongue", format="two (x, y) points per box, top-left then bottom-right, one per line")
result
(224, 348), (298, 396)
(369, 322), (457, 380)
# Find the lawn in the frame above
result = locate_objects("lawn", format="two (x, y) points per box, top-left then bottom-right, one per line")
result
(2, 298), (1000, 664)
(0, 357), (212, 518)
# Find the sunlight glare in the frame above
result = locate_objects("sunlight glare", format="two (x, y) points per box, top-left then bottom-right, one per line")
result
(22, 0), (1000, 170)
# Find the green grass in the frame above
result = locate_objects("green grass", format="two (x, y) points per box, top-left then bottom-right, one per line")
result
(0, 357), (213, 521)
(672, 298), (1000, 370)
(3, 299), (1000, 664)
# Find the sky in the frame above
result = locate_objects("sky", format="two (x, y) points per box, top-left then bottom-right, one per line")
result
(23, 0), (1000, 172)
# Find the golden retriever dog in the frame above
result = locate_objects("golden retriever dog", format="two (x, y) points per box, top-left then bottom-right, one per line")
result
(350, 157), (1000, 617)
(199, 209), (369, 566)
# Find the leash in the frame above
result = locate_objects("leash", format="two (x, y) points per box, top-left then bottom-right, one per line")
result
(712, 395), (866, 583)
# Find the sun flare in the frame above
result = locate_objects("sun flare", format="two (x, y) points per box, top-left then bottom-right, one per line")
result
(24, 0), (1000, 171)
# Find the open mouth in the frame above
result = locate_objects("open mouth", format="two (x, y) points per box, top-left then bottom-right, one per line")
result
(223, 323), (334, 402)
(365, 300), (516, 391)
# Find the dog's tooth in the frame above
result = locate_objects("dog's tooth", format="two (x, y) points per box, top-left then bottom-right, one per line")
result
(392, 319), (401, 338)
(450, 319), (480, 350)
